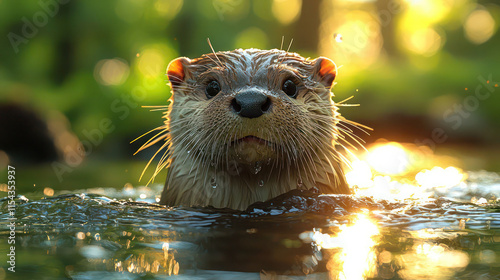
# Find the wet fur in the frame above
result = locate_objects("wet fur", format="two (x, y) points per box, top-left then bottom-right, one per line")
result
(140, 49), (356, 210)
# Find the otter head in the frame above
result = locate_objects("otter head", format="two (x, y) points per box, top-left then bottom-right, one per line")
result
(167, 49), (338, 165)
(158, 49), (351, 209)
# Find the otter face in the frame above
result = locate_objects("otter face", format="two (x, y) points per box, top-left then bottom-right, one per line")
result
(166, 49), (339, 173)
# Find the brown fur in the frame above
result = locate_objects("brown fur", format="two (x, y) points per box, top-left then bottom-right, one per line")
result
(140, 49), (359, 210)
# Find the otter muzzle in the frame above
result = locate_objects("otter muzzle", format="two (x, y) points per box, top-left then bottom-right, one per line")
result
(231, 90), (271, 118)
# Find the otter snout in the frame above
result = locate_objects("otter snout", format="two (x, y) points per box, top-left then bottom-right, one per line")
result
(231, 90), (271, 118)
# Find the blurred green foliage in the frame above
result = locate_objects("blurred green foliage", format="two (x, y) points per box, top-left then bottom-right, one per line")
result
(0, 0), (499, 189)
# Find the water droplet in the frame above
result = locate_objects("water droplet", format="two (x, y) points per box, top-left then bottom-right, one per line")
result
(210, 177), (217, 189)
(187, 150), (191, 154)
(259, 180), (264, 187)
(297, 178), (304, 189)
(333, 33), (343, 43)
(253, 161), (262, 174)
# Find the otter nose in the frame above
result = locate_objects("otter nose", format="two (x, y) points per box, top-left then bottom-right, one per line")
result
(231, 90), (271, 118)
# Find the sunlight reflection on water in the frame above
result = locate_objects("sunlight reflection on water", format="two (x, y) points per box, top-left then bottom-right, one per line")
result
(301, 214), (380, 280)
(1, 141), (500, 279)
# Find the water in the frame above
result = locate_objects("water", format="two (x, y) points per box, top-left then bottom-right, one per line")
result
(1, 170), (499, 280)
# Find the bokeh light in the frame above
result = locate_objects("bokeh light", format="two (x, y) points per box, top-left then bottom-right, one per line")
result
(402, 0), (448, 23)
(320, 8), (382, 70)
(43, 187), (55, 196)
(137, 48), (166, 79)
(94, 58), (130, 86)
(272, 0), (302, 25)
(464, 8), (496, 45)
(234, 27), (269, 49)
(400, 242), (470, 278)
(154, 0), (184, 19)
(403, 27), (443, 56)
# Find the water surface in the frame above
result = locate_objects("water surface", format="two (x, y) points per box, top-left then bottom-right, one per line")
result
(1, 169), (500, 280)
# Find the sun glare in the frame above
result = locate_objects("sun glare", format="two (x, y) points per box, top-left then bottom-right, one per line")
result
(305, 215), (380, 280)
(366, 142), (410, 175)
(347, 141), (466, 200)
(415, 166), (465, 189)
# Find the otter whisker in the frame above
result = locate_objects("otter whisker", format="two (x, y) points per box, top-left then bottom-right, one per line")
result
(134, 127), (170, 152)
(140, 140), (170, 182)
(338, 117), (372, 134)
(131, 125), (167, 145)
(336, 95), (355, 104)
(138, 48), (362, 209)
(207, 38), (224, 69)
(336, 125), (367, 147)
(152, 147), (172, 183)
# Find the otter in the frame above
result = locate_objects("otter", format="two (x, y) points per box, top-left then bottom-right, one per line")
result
(140, 49), (360, 210)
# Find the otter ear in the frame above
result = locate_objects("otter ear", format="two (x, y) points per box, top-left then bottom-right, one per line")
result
(167, 57), (191, 89)
(313, 57), (337, 89)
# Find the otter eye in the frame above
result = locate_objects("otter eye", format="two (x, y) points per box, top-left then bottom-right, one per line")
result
(282, 79), (297, 98)
(206, 80), (221, 98)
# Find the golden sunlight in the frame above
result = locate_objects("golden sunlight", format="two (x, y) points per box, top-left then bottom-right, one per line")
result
(400, 242), (470, 279)
(402, 0), (448, 23)
(319, 6), (382, 71)
(335, 215), (379, 280)
(345, 160), (373, 189)
(366, 142), (410, 175)
(346, 141), (466, 200)
(403, 27), (443, 56)
(415, 166), (465, 189)
(305, 215), (380, 280)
